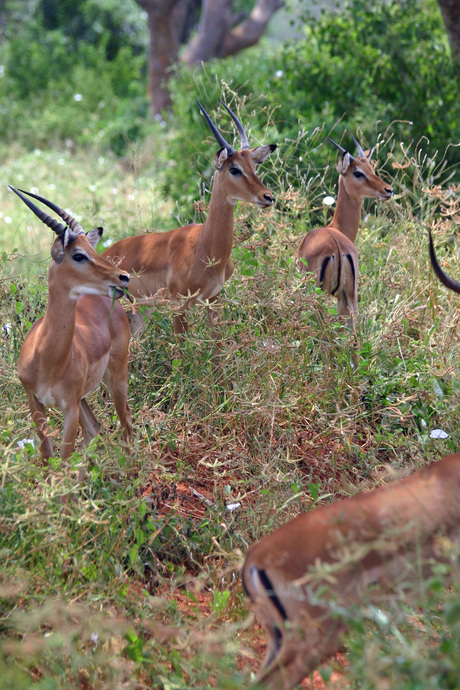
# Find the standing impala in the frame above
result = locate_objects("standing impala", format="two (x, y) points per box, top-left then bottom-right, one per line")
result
(102, 101), (276, 334)
(10, 186), (132, 465)
(243, 454), (460, 690)
(297, 136), (393, 339)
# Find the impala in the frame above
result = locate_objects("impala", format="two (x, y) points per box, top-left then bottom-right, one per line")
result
(243, 454), (460, 690)
(102, 101), (276, 334)
(10, 186), (133, 465)
(297, 136), (393, 339)
(429, 228), (460, 294)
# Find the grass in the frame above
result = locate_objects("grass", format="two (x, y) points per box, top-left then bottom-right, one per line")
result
(1, 126), (460, 688)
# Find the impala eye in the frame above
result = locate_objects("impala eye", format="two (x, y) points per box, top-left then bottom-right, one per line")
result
(353, 170), (365, 179)
(229, 167), (242, 176)
(72, 253), (88, 263)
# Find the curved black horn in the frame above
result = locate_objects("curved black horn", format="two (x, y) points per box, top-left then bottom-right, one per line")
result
(327, 136), (354, 161)
(197, 100), (235, 155)
(220, 100), (250, 151)
(16, 187), (84, 235)
(351, 135), (366, 159)
(9, 185), (72, 237)
(429, 229), (460, 295)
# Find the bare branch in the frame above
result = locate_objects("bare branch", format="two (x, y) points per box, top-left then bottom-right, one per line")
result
(182, 0), (249, 66)
(219, 0), (284, 58)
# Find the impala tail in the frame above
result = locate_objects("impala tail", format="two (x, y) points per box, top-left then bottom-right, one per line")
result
(429, 229), (460, 294)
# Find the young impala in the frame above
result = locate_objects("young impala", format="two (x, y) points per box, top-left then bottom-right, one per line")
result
(102, 100), (276, 334)
(297, 136), (393, 339)
(243, 454), (460, 690)
(10, 186), (133, 465)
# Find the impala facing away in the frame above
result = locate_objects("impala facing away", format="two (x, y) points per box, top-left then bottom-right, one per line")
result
(297, 136), (393, 339)
(243, 454), (460, 690)
(10, 186), (132, 465)
(102, 101), (276, 334)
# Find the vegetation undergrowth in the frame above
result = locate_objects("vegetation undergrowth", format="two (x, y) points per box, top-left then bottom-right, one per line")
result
(1, 0), (460, 687)
(1, 119), (460, 686)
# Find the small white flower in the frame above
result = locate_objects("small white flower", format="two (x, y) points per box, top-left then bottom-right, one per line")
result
(128, 194), (135, 201)
(420, 418), (427, 428)
(323, 196), (335, 206)
(2, 322), (11, 336)
(65, 139), (73, 148)
(89, 185), (97, 192)
(430, 429), (448, 439)
(18, 438), (35, 449)
(111, 188), (118, 195)
(4, 216), (11, 224)
(73, 93), (83, 102)
(226, 502), (241, 511)
(275, 70), (283, 78)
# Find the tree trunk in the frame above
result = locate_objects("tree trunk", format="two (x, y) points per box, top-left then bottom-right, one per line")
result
(182, 0), (283, 66)
(136, 0), (283, 114)
(134, 0), (183, 115)
(437, 0), (460, 65)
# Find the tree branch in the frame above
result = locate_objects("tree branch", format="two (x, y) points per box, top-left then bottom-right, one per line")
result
(182, 0), (249, 66)
(219, 0), (284, 58)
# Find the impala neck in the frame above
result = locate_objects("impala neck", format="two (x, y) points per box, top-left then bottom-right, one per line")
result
(38, 269), (77, 365)
(200, 170), (235, 262)
(328, 175), (363, 244)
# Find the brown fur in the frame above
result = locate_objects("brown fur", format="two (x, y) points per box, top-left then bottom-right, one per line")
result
(18, 232), (132, 462)
(297, 148), (393, 340)
(243, 455), (460, 690)
(103, 145), (276, 335)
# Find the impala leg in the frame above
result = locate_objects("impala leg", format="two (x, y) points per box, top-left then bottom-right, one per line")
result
(26, 390), (53, 459)
(127, 307), (148, 339)
(61, 404), (81, 462)
(174, 311), (188, 335)
(337, 294), (358, 343)
(79, 398), (100, 445)
(207, 297), (223, 351)
(104, 351), (132, 451)
(110, 380), (133, 449)
(253, 632), (315, 690)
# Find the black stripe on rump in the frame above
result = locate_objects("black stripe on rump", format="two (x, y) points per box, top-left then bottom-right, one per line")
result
(258, 568), (289, 621)
(345, 253), (356, 285)
(331, 251), (342, 296)
(319, 256), (330, 287)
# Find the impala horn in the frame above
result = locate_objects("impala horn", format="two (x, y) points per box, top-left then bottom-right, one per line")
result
(197, 100), (235, 156)
(327, 136), (354, 162)
(13, 187), (84, 235)
(351, 135), (367, 159)
(220, 100), (250, 151)
(9, 185), (81, 240)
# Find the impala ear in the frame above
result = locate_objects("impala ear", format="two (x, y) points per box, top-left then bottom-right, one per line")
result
(337, 152), (353, 175)
(250, 144), (277, 166)
(213, 147), (229, 170)
(50, 228), (76, 264)
(86, 226), (103, 248)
